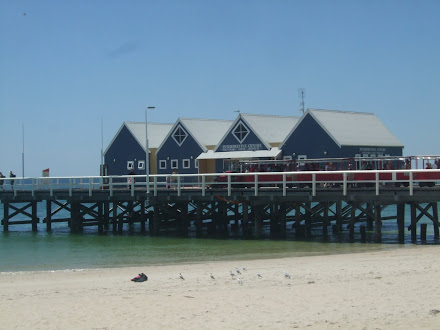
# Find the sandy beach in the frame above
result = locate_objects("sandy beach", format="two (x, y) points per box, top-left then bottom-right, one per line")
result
(1, 245), (439, 329)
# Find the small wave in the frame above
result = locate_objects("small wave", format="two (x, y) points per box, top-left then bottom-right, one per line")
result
(0, 268), (86, 276)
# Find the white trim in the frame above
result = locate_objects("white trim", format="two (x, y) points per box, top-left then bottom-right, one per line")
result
(194, 159), (199, 168)
(197, 148), (281, 160)
(232, 121), (250, 143)
(138, 160), (145, 170)
(127, 161), (134, 170)
(159, 160), (167, 170)
(183, 159), (190, 169)
(171, 124), (188, 146)
(171, 159), (178, 169)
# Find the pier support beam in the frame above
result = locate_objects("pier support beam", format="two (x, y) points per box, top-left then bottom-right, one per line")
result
(375, 204), (382, 242)
(254, 203), (263, 239)
(3, 202), (9, 232)
(279, 203), (286, 238)
(410, 203), (417, 242)
(397, 203), (405, 242)
(46, 200), (52, 232)
(242, 203), (249, 239)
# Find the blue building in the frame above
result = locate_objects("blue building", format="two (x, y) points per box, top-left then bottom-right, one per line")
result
(104, 122), (173, 176)
(155, 118), (233, 178)
(280, 108), (404, 164)
(197, 113), (300, 172)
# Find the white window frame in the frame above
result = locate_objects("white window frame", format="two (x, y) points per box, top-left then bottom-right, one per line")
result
(127, 161), (134, 170)
(159, 160), (167, 170)
(283, 156), (292, 160)
(194, 159), (199, 169)
(297, 155), (307, 166)
(171, 159), (178, 169)
(172, 125), (188, 146)
(232, 121), (250, 143)
(183, 159), (190, 169)
(138, 160), (145, 170)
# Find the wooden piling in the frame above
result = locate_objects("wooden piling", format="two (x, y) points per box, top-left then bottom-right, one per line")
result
(433, 202), (439, 238)
(349, 202), (356, 240)
(375, 204), (382, 242)
(98, 202), (104, 233)
(140, 200), (146, 233)
(242, 202), (249, 238)
(254, 203), (263, 239)
(410, 203), (417, 242)
(153, 204), (160, 236)
(360, 225), (366, 241)
(421, 223), (427, 241)
(195, 202), (203, 237)
(46, 200), (52, 232)
(279, 202), (286, 238)
(31, 202), (38, 232)
(3, 201), (9, 232)
(397, 203), (405, 242)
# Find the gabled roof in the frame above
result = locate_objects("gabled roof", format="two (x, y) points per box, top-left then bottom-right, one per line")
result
(214, 113), (300, 152)
(125, 122), (174, 150)
(156, 118), (233, 154)
(180, 118), (233, 147)
(281, 108), (404, 148)
(104, 122), (173, 155)
(240, 113), (301, 144)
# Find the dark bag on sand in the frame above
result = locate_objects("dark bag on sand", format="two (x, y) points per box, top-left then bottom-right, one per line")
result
(131, 273), (148, 282)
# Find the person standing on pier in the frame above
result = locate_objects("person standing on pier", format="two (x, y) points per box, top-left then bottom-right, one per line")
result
(9, 171), (16, 189)
(0, 172), (5, 191)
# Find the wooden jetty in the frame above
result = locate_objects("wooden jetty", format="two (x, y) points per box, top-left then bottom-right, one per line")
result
(1, 170), (439, 243)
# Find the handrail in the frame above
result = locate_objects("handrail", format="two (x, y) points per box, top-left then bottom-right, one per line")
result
(0, 169), (439, 199)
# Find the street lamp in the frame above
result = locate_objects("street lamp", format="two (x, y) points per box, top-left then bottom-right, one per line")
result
(145, 106), (155, 194)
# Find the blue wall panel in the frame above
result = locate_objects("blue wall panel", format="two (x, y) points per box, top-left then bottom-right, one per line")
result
(104, 125), (146, 176)
(216, 120), (268, 152)
(281, 113), (403, 159)
(281, 114), (340, 159)
(156, 128), (204, 176)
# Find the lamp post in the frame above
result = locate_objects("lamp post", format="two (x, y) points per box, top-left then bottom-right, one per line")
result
(145, 106), (155, 194)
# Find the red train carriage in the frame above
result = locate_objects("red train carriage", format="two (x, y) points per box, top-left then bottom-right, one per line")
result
(215, 156), (440, 188)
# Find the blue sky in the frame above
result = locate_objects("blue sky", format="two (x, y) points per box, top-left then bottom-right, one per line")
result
(1, 0), (439, 177)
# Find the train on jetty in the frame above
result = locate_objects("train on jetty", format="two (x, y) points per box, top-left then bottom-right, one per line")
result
(214, 155), (440, 188)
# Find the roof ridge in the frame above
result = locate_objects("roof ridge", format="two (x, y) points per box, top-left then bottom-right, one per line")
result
(308, 108), (375, 116)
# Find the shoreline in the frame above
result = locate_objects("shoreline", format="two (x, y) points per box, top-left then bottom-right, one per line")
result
(1, 245), (439, 329)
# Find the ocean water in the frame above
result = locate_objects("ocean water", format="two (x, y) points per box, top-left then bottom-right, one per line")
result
(0, 202), (438, 272)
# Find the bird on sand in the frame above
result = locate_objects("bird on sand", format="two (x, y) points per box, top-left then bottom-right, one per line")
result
(257, 272), (263, 279)
(284, 271), (291, 279)
(242, 266), (247, 272)
(230, 270), (236, 277)
(238, 278), (243, 285)
(236, 267), (241, 275)
(210, 273), (215, 280)
(179, 272), (185, 280)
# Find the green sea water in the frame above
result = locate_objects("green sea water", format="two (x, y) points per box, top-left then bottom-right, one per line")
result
(0, 202), (437, 272)
(0, 231), (400, 273)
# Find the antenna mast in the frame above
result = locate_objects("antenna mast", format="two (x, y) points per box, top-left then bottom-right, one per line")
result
(298, 88), (305, 114)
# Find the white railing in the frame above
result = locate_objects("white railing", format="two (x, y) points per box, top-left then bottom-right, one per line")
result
(0, 169), (439, 198)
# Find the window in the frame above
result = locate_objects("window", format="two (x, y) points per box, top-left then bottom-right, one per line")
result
(183, 159), (190, 169)
(172, 125), (188, 146)
(283, 156), (292, 160)
(297, 155), (307, 167)
(171, 159), (178, 169)
(138, 160), (145, 170)
(194, 159), (199, 168)
(232, 122), (249, 143)
(159, 160), (167, 170)
(127, 161), (134, 170)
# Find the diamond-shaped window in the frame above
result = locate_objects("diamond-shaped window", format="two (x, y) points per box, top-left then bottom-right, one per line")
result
(172, 125), (188, 146)
(232, 122), (249, 143)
